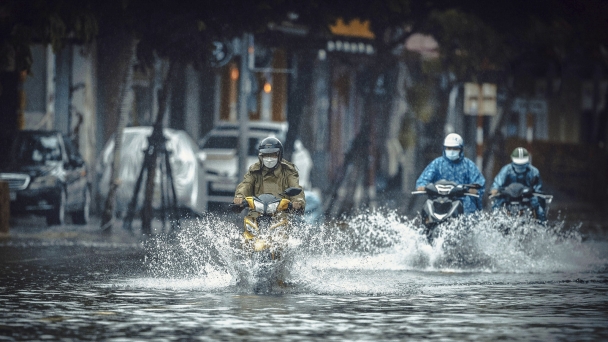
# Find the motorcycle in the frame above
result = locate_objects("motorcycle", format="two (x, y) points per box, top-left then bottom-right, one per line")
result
(489, 182), (553, 231)
(230, 187), (302, 293)
(412, 180), (481, 243)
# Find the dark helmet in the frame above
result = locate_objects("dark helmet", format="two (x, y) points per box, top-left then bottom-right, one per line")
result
(258, 136), (283, 161)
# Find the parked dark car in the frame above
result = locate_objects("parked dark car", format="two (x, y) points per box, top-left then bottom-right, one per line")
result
(0, 130), (91, 226)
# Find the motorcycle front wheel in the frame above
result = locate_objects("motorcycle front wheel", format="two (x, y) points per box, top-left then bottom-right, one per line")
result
(251, 250), (275, 294)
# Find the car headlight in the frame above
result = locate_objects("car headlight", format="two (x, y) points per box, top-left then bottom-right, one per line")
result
(266, 202), (279, 214)
(28, 176), (58, 190)
(254, 199), (265, 213)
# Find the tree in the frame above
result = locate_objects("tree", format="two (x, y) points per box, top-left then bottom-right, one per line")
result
(5, 0), (605, 226)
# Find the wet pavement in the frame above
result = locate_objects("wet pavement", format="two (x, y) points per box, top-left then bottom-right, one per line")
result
(1, 211), (607, 340)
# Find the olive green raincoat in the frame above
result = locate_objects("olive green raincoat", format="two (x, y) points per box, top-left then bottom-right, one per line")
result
(234, 160), (305, 209)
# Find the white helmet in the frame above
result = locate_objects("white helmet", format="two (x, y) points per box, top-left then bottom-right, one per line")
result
(511, 147), (530, 165)
(443, 133), (463, 148)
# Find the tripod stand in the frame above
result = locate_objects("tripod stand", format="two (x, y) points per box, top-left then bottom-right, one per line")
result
(122, 125), (181, 235)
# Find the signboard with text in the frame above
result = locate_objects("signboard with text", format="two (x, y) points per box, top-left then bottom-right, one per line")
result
(464, 83), (497, 115)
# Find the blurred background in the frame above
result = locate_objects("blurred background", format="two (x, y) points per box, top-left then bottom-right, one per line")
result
(0, 0), (607, 231)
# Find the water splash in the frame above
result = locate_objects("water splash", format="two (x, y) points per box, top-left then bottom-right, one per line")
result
(143, 212), (241, 290)
(296, 208), (606, 273)
(142, 208), (607, 292)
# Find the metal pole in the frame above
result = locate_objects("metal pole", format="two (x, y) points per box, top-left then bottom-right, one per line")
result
(476, 111), (484, 170)
(237, 33), (252, 182)
(526, 112), (534, 144)
(526, 112), (534, 164)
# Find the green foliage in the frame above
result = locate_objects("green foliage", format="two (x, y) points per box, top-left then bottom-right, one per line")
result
(424, 9), (507, 80)
(0, 0), (98, 72)
(2, 0), (605, 78)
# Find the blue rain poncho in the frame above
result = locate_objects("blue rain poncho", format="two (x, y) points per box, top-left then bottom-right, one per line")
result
(490, 163), (546, 221)
(415, 155), (486, 213)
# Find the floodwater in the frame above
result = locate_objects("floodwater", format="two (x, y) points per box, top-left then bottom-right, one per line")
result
(1, 211), (607, 341)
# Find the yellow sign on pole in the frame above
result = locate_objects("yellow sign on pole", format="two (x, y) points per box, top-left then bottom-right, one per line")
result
(464, 82), (497, 115)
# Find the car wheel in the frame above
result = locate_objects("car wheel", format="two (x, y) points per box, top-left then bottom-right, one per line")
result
(71, 187), (91, 225)
(46, 189), (66, 226)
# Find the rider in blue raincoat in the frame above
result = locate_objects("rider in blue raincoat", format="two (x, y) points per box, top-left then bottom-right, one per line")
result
(490, 147), (546, 221)
(416, 133), (486, 214)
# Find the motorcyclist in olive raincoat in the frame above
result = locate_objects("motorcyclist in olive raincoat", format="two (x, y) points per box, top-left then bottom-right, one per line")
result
(233, 137), (305, 219)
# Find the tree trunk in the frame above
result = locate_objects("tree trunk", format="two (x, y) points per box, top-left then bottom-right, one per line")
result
(324, 65), (380, 216)
(0, 71), (20, 158)
(321, 30), (413, 217)
(0, 181), (9, 234)
(100, 35), (138, 233)
(141, 60), (176, 235)
(284, 52), (313, 160)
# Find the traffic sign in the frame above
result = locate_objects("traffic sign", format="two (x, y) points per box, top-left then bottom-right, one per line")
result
(208, 40), (233, 68)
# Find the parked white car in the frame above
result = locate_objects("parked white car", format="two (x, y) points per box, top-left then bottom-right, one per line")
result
(97, 126), (207, 216)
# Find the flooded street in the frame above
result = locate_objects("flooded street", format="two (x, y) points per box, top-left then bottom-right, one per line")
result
(1, 212), (607, 340)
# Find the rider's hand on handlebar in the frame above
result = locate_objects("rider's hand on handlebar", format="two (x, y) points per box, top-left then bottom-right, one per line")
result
(292, 201), (302, 210)
(416, 186), (425, 191)
(468, 188), (478, 194)
(233, 197), (243, 205)
(490, 189), (498, 196)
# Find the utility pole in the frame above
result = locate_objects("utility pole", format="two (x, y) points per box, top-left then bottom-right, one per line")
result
(237, 33), (252, 180)
(475, 104), (484, 170)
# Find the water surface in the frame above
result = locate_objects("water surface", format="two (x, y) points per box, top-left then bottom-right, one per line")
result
(1, 211), (607, 340)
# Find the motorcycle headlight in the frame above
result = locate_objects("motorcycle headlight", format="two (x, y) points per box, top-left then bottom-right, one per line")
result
(253, 199), (265, 213)
(266, 202), (279, 214)
(28, 176), (58, 190)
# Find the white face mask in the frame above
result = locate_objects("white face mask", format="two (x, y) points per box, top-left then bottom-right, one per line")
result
(513, 163), (528, 173)
(263, 157), (278, 169)
(445, 150), (460, 161)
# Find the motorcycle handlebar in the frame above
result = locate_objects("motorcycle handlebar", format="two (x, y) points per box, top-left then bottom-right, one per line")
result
(411, 188), (479, 196)
(489, 192), (552, 200)
(228, 201), (304, 214)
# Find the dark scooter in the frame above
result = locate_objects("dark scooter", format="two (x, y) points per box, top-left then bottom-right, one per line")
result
(412, 180), (481, 243)
(489, 182), (553, 232)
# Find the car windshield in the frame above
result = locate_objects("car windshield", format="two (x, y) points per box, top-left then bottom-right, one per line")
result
(13, 134), (63, 165)
(202, 136), (260, 156)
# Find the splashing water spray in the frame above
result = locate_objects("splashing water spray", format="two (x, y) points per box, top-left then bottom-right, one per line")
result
(140, 208), (606, 293)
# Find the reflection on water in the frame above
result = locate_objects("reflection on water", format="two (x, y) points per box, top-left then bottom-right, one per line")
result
(0, 209), (607, 340)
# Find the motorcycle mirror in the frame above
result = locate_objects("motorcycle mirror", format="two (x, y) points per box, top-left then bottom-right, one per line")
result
(283, 187), (302, 197)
